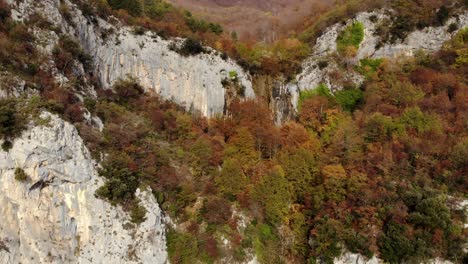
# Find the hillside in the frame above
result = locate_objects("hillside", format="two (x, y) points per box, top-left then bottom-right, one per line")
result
(0, 0), (467, 264)
(167, 0), (334, 42)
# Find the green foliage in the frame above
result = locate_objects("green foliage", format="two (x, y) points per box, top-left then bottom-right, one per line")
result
(59, 35), (92, 69)
(386, 80), (424, 106)
(299, 0), (385, 45)
(95, 153), (141, 204)
(379, 221), (416, 263)
(435, 6), (449, 26)
(322, 164), (347, 202)
(216, 159), (248, 200)
(228, 70), (238, 79)
(398, 107), (441, 134)
(409, 196), (451, 230)
(14, 3), (463, 261)
(253, 166), (291, 224)
(450, 139), (468, 168)
(130, 202), (147, 224)
(184, 12), (223, 35)
(364, 113), (403, 142)
(189, 138), (213, 177)
(107, 0), (143, 16)
(224, 127), (259, 171)
(446, 28), (468, 67)
(343, 230), (373, 258)
(337, 22), (364, 54)
(0, 98), (26, 147)
(177, 38), (205, 56)
(278, 148), (319, 201)
(245, 223), (281, 264)
(146, 0), (172, 19)
(335, 88), (363, 112)
(298, 84), (332, 110)
(167, 229), (199, 264)
(357, 58), (383, 78)
(310, 218), (344, 263)
(113, 78), (145, 103)
(14, 167), (28, 182)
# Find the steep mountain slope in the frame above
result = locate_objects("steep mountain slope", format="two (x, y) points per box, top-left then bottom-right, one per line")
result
(0, 0), (467, 263)
(0, 113), (167, 263)
(286, 9), (468, 110)
(10, 0), (253, 117)
(167, 0), (334, 42)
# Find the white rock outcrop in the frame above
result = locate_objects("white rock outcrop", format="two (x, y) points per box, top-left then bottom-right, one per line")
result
(288, 9), (468, 109)
(333, 252), (456, 264)
(0, 113), (168, 264)
(334, 252), (379, 264)
(9, 0), (254, 117)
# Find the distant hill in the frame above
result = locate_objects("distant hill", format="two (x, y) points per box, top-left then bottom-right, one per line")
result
(167, 0), (335, 42)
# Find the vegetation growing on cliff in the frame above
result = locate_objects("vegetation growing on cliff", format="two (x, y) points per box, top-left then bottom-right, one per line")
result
(74, 37), (467, 262)
(336, 22), (364, 54)
(0, 0), (467, 263)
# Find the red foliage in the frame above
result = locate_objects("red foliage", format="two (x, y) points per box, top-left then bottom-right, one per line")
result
(279, 122), (311, 148)
(202, 197), (232, 225)
(203, 235), (219, 259)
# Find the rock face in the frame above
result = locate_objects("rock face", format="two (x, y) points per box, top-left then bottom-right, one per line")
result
(0, 113), (168, 264)
(287, 9), (468, 110)
(334, 252), (379, 264)
(9, 0), (254, 117)
(333, 253), (455, 264)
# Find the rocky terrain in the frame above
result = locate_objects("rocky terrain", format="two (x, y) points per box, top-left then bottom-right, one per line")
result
(287, 9), (468, 110)
(10, 0), (254, 117)
(0, 0), (466, 263)
(0, 113), (168, 263)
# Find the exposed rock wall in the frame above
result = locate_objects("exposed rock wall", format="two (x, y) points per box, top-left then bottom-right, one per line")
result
(9, 0), (254, 117)
(287, 9), (468, 112)
(0, 113), (168, 263)
(334, 252), (456, 264)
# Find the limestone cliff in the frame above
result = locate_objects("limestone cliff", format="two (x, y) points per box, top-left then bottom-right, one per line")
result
(9, 0), (254, 117)
(0, 113), (168, 263)
(286, 9), (468, 111)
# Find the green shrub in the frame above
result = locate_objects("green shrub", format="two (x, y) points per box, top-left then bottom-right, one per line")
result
(167, 229), (200, 264)
(107, 0), (143, 16)
(177, 38), (205, 56)
(335, 88), (363, 112)
(389, 15), (415, 43)
(244, 223), (281, 264)
(398, 107), (441, 134)
(386, 81), (424, 106)
(216, 159), (247, 200)
(252, 166), (291, 224)
(337, 22), (364, 54)
(95, 155), (141, 204)
(113, 78), (145, 103)
(310, 218), (344, 263)
(357, 58), (383, 77)
(1, 140), (12, 152)
(14, 167), (28, 182)
(435, 6), (449, 26)
(0, 99), (26, 142)
(298, 83), (332, 109)
(379, 221), (415, 263)
(146, 1), (172, 19)
(364, 113), (403, 142)
(228, 70), (238, 79)
(450, 139), (468, 168)
(130, 203), (147, 224)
